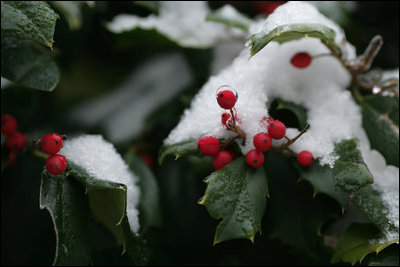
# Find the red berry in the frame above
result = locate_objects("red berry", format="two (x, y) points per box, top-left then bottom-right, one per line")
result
(46, 154), (68, 175)
(253, 132), (272, 152)
(212, 151), (233, 170)
(217, 90), (237, 109)
(41, 133), (63, 155)
(221, 112), (231, 127)
(1, 114), (17, 135)
(197, 136), (220, 156)
(140, 153), (155, 169)
(297, 150), (314, 167)
(291, 52), (312, 68)
(245, 149), (264, 168)
(6, 132), (26, 152)
(268, 120), (286, 140)
(254, 1), (285, 14)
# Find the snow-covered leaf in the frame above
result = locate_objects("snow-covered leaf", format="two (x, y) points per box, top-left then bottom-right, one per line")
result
(248, 23), (341, 57)
(125, 151), (162, 233)
(1, 1), (57, 48)
(199, 157), (269, 245)
(40, 172), (91, 265)
(1, 38), (60, 91)
(361, 96), (399, 167)
(206, 5), (253, 32)
(158, 140), (199, 165)
(331, 223), (397, 265)
(297, 139), (373, 209)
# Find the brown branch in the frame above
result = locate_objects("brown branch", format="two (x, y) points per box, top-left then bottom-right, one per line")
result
(273, 124), (310, 153)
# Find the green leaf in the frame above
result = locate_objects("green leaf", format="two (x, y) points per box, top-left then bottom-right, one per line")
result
(265, 152), (340, 262)
(121, 215), (151, 266)
(271, 98), (309, 130)
(125, 151), (162, 233)
(158, 140), (199, 165)
(331, 223), (398, 265)
(353, 186), (398, 241)
(248, 23), (341, 57)
(1, 1), (57, 48)
(50, 1), (83, 31)
(363, 244), (399, 266)
(39, 172), (91, 265)
(1, 38), (60, 91)
(297, 139), (373, 209)
(361, 96), (399, 167)
(67, 162), (127, 245)
(199, 157), (269, 245)
(206, 5), (253, 32)
(134, 1), (160, 14)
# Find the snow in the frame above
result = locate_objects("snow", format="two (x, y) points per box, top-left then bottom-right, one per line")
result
(164, 1), (399, 240)
(59, 135), (141, 233)
(1, 77), (11, 89)
(107, 2), (245, 48)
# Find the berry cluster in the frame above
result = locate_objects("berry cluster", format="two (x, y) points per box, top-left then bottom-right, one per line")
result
(196, 86), (315, 171)
(40, 133), (68, 175)
(1, 114), (27, 167)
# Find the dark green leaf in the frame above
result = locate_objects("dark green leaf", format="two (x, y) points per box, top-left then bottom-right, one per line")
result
(265, 152), (340, 262)
(134, 1), (160, 14)
(363, 94), (399, 126)
(248, 23), (341, 57)
(206, 5), (253, 32)
(121, 215), (151, 266)
(125, 151), (162, 233)
(273, 98), (308, 129)
(297, 139), (373, 209)
(363, 244), (400, 266)
(353, 186), (398, 239)
(331, 223), (397, 265)
(50, 1), (83, 31)
(39, 172), (91, 265)
(158, 140), (199, 165)
(1, 38), (60, 91)
(1, 1), (57, 48)
(67, 162), (127, 245)
(199, 157), (269, 245)
(361, 97), (399, 167)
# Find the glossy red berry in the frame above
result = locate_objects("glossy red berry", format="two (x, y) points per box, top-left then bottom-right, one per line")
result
(46, 154), (68, 175)
(41, 133), (63, 155)
(245, 149), (264, 168)
(212, 151), (233, 170)
(217, 90), (237, 109)
(1, 114), (17, 135)
(297, 150), (314, 167)
(197, 136), (220, 156)
(253, 132), (272, 152)
(6, 132), (26, 152)
(291, 52), (312, 68)
(254, 1), (285, 14)
(268, 120), (286, 140)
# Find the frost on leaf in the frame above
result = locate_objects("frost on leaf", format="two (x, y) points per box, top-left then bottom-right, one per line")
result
(59, 134), (141, 234)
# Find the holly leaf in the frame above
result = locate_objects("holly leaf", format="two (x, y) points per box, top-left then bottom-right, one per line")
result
(206, 5), (253, 32)
(67, 162), (127, 246)
(265, 152), (340, 262)
(1, 1), (57, 48)
(1, 38), (60, 91)
(134, 1), (160, 14)
(39, 171), (92, 265)
(363, 244), (399, 266)
(297, 139), (373, 209)
(158, 140), (199, 165)
(248, 23), (341, 57)
(361, 95), (399, 167)
(125, 151), (162, 233)
(270, 98), (308, 130)
(331, 223), (398, 265)
(199, 157), (269, 245)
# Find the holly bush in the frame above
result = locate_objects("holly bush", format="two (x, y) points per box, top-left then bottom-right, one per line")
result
(1, 1), (399, 266)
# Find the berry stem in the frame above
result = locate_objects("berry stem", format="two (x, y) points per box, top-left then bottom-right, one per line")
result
(32, 149), (50, 160)
(273, 123), (310, 152)
(221, 135), (240, 150)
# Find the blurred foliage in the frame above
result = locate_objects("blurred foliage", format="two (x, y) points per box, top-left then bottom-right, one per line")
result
(1, 1), (399, 266)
